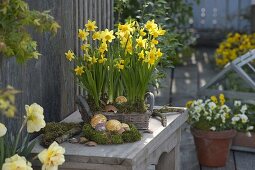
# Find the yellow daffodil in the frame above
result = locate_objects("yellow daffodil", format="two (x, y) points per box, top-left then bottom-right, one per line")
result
(84, 54), (92, 62)
(101, 29), (115, 43)
(74, 66), (85, 75)
(2, 154), (32, 170)
(118, 23), (133, 35)
(138, 50), (145, 60)
(38, 141), (65, 170)
(136, 36), (146, 48)
(85, 20), (98, 32)
(210, 96), (218, 104)
(81, 43), (90, 51)
(99, 42), (108, 53)
(98, 55), (107, 64)
(151, 39), (158, 45)
(0, 122), (7, 137)
(92, 31), (101, 40)
(91, 56), (98, 64)
(65, 50), (75, 61)
(145, 20), (158, 32)
(156, 48), (163, 58)
(139, 28), (146, 37)
(219, 93), (225, 105)
(158, 27), (166, 36)
(78, 29), (89, 41)
(25, 103), (45, 133)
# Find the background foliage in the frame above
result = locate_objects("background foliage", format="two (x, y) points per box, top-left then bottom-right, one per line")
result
(0, 0), (60, 62)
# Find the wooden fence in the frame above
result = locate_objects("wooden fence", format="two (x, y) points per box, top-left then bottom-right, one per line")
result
(188, 0), (251, 32)
(0, 0), (114, 130)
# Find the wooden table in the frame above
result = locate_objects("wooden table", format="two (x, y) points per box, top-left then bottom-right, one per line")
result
(32, 108), (187, 170)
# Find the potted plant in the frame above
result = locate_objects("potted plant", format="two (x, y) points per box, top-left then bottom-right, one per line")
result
(232, 101), (255, 148)
(65, 19), (166, 129)
(186, 94), (253, 167)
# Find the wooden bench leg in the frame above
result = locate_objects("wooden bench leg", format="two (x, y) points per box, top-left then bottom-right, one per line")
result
(155, 129), (181, 170)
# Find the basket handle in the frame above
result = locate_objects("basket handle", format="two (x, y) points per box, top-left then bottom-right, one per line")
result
(145, 92), (155, 113)
(76, 95), (93, 122)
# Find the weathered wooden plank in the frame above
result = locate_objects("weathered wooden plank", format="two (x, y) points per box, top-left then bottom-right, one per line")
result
(234, 151), (255, 170)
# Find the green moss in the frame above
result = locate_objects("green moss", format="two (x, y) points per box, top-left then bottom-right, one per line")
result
(122, 124), (142, 142)
(115, 101), (147, 113)
(82, 123), (141, 144)
(110, 134), (124, 144)
(41, 122), (81, 147)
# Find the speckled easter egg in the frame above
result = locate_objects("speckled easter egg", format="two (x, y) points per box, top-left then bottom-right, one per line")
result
(115, 96), (128, 103)
(90, 114), (107, 128)
(105, 119), (122, 132)
(95, 123), (106, 132)
(121, 123), (130, 131)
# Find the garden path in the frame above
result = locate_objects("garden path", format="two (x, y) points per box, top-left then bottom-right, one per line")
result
(153, 47), (255, 170)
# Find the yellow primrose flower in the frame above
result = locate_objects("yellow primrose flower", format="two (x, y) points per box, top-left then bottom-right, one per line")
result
(74, 66), (85, 76)
(65, 50), (75, 61)
(91, 56), (98, 64)
(136, 36), (146, 48)
(85, 20), (98, 32)
(25, 103), (45, 133)
(138, 50), (145, 60)
(210, 96), (218, 104)
(78, 29), (89, 41)
(98, 56), (107, 64)
(219, 93), (225, 105)
(2, 154), (32, 170)
(38, 141), (65, 170)
(0, 122), (7, 137)
(101, 29), (115, 43)
(99, 42), (108, 53)
(92, 31), (101, 40)
(81, 43), (90, 51)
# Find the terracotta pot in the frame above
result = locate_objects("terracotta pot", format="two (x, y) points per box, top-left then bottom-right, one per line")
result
(191, 128), (236, 167)
(233, 132), (255, 148)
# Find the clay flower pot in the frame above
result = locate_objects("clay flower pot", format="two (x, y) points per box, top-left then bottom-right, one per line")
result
(191, 128), (236, 167)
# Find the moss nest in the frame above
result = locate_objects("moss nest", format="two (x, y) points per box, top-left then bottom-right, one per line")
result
(41, 122), (82, 147)
(83, 123), (141, 144)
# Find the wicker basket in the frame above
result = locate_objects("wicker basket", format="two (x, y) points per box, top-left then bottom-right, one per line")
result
(76, 96), (151, 130)
(102, 112), (151, 130)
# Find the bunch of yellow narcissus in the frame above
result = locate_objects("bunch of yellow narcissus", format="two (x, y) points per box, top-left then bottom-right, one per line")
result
(215, 33), (255, 68)
(65, 19), (166, 76)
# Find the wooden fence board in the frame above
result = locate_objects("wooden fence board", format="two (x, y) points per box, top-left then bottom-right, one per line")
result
(0, 0), (114, 128)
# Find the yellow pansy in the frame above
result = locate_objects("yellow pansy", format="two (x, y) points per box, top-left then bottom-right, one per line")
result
(38, 141), (65, 170)
(0, 122), (7, 137)
(85, 20), (98, 32)
(219, 93), (225, 105)
(101, 29), (115, 43)
(136, 36), (146, 48)
(186, 100), (193, 108)
(74, 66), (85, 75)
(65, 50), (75, 61)
(25, 103), (46, 133)
(210, 96), (218, 104)
(81, 43), (90, 51)
(78, 29), (89, 41)
(2, 154), (32, 170)
(99, 42), (108, 53)
(92, 31), (101, 40)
